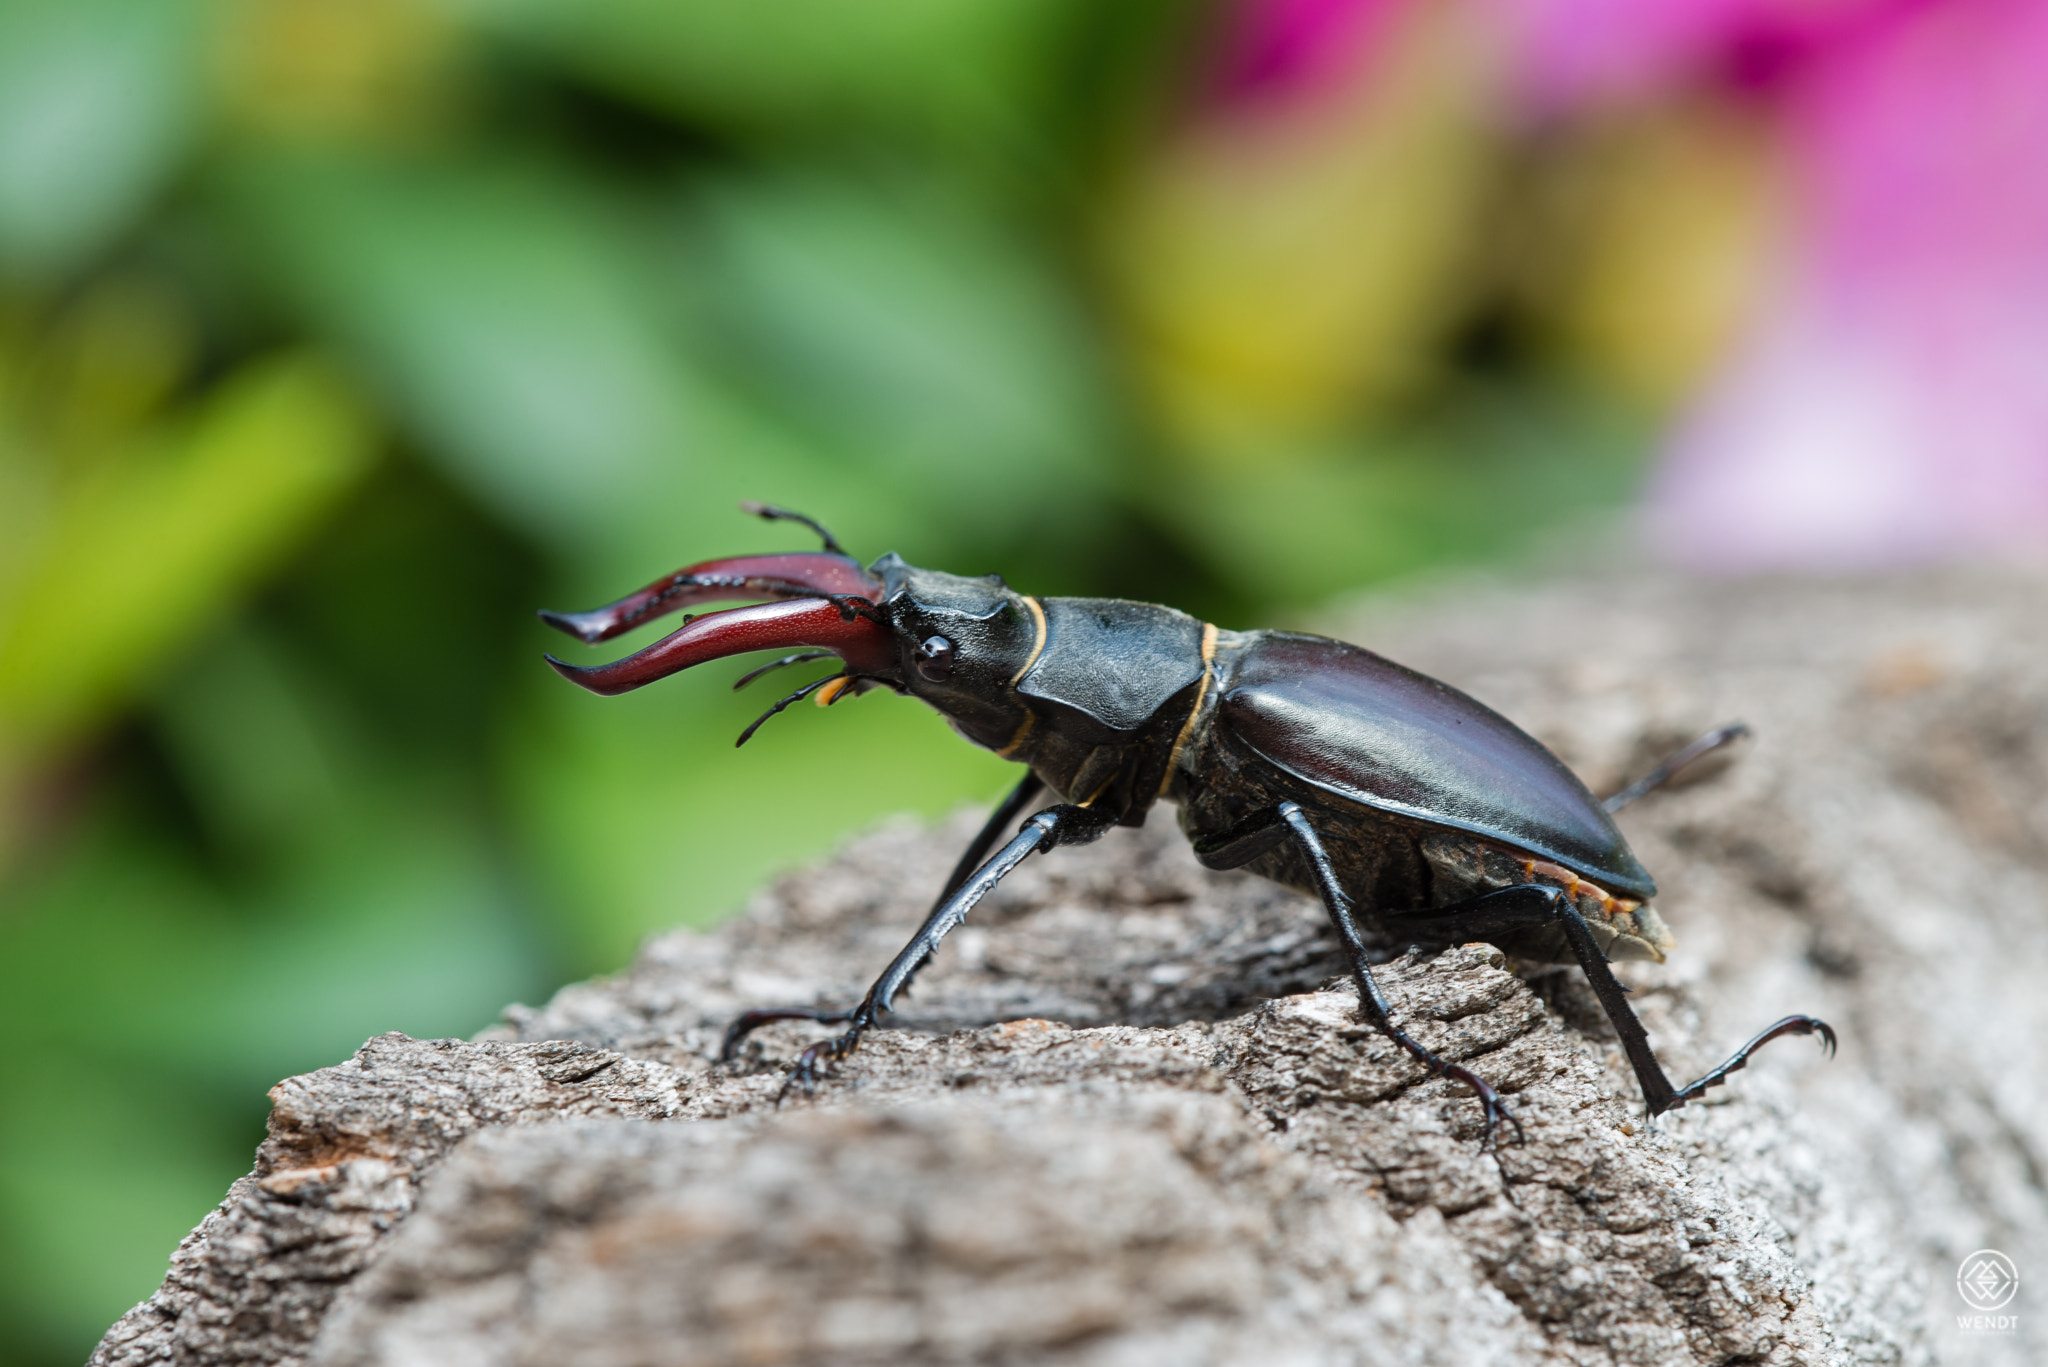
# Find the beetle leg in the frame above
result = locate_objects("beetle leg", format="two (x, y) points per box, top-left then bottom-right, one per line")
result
(926, 773), (1049, 909)
(1389, 885), (1681, 1115)
(719, 774), (1046, 1065)
(718, 1005), (858, 1051)
(1667, 1014), (1836, 1107)
(1186, 804), (1293, 871)
(772, 799), (1113, 1102)
(1385, 886), (1834, 1117)
(1194, 802), (1525, 1149)
(1601, 722), (1750, 813)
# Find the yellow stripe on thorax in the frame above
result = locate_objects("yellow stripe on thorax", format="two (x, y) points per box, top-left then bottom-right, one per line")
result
(1158, 622), (1218, 796)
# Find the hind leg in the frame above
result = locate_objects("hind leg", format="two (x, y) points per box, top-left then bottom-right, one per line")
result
(1388, 890), (1834, 1115)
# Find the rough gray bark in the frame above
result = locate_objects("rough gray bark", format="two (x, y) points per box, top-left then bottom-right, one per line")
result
(93, 566), (2047, 1367)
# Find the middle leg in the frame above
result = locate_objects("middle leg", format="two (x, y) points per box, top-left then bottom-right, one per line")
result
(1192, 801), (1524, 1146)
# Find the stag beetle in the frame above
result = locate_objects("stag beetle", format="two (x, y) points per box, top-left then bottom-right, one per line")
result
(542, 504), (1834, 1144)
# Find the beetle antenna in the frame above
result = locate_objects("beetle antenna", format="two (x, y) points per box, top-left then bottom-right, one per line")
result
(736, 673), (844, 747)
(732, 650), (835, 691)
(739, 502), (849, 557)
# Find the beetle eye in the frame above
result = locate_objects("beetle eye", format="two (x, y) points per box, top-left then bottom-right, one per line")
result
(914, 635), (955, 681)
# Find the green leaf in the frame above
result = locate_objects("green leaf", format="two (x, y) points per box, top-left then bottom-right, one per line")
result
(220, 150), (888, 569)
(471, 0), (1076, 151)
(1143, 383), (1651, 610)
(685, 167), (1111, 555)
(0, 0), (202, 281)
(0, 1049), (247, 1364)
(0, 775), (551, 1359)
(0, 354), (377, 765)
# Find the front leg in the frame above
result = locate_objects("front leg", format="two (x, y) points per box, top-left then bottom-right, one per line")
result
(778, 800), (1115, 1100)
(719, 772), (1045, 1063)
(1192, 802), (1524, 1147)
(1388, 887), (1834, 1116)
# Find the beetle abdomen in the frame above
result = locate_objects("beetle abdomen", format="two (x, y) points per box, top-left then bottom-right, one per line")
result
(1216, 632), (1657, 901)
(1417, 830), (1674, 962)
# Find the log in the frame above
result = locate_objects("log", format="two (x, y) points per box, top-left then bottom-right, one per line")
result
(92, 566), (2047, 1366)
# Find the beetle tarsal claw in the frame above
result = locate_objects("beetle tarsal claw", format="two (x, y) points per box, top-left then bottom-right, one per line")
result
(1663, 1013), (1840, 1111)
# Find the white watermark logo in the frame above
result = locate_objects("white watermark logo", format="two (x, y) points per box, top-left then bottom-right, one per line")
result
(1954, 1249), (2019, 1334)
(1957, 1250), (2019, 1312)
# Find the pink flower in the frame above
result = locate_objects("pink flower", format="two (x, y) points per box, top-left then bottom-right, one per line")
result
(1502, 0), (2048, 567)
(1200, 0), (2048, 568)
(1207, 0), (1404, 108)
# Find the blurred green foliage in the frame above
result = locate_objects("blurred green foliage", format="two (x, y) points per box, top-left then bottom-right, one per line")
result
(0, 1), (1664, 1360)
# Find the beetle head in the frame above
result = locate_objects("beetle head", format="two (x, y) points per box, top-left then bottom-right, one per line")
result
(867, 554), (1038, 750)
(540, 522), (1038, 753)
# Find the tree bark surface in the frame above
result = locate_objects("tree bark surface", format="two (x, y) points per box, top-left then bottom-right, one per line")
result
(91, 567), (2048, 1367)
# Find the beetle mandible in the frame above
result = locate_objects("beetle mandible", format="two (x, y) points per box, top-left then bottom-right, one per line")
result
(541, 504), (1835, 1144)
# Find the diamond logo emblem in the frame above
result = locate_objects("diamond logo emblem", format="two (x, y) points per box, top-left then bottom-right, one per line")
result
(1957, 1249), (2019, 1312)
